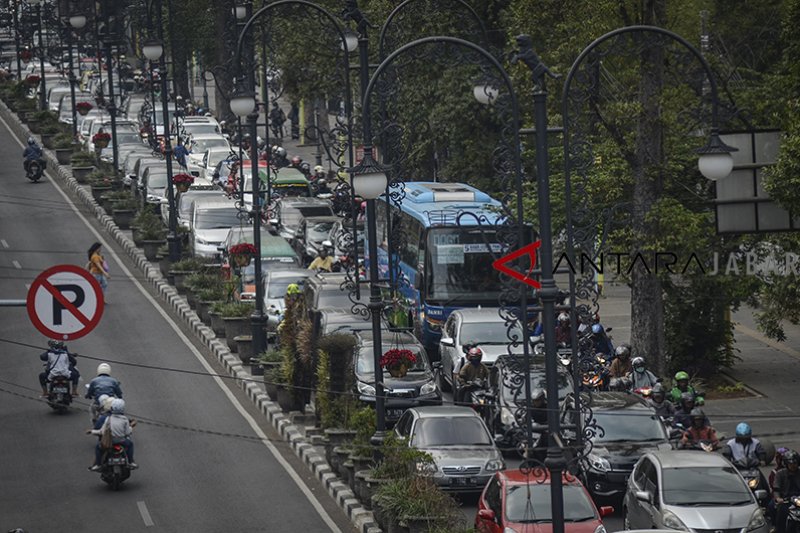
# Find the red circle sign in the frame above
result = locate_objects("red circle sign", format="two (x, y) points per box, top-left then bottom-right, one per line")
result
(26, 264), (105, 340)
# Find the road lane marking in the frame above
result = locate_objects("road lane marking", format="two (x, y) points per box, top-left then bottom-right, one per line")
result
(137, 501), (155, 527)
(12, 260), (21, 269)
(0, 116), (344, 533)
(1, 239), (8, 248)
(734, 323), (800, 360)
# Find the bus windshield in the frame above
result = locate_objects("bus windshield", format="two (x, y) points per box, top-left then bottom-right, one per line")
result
(425, 228), (503, 304)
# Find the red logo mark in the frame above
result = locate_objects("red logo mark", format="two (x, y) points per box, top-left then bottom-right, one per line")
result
(492, 240), (542, 289)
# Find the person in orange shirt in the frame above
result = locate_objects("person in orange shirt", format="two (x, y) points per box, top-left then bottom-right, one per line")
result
(87, 242), (110, 294)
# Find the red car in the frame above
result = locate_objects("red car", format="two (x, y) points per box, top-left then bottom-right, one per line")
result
(475, 470), (613, 533)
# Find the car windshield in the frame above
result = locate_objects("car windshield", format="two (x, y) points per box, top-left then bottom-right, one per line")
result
(591, 411), (666, 443)
(115, 133), (141, 145)
(662, 467), (753, 506)
(461, 322), (524, 345)
(505, 484), (597, 523)
(183, 124), (220, 136)
(309, 222), (335, 241)
(356, 346), (428, 375)
(267, 276), (308, 298)
(411, 417), (491, 447)
(281, 206), (333, 229)
(147, 174), (168, 189)
(502, 369), (572, 403)
(195, 208), (241, 229)
(274, 185), (310, 197)
(193, 138), (228, 152)
(207, 150), (231, 168)
(316, 290), (352, 309)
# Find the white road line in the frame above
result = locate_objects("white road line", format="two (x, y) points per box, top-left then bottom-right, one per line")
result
(12, 260), (21, 269)
(0, 115), (344, 533)
(1, 239), (8, 248)
(137, 501), (155, 527)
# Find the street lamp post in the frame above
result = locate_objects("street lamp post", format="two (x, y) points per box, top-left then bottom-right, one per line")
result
(101, 13), (119, 172)
(143, 37), (181, 262)
(28, 0), (46, 111)
(12, 1), (22, 80)
(66, 13), (86, 139)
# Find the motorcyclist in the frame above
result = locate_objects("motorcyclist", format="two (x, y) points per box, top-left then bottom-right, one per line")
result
(456, 347), (489, 404)
(554, 312), (571, 346)
(88, 398), (137, 470)
(631, 356), (659, 389)
(313, 165), (326, 182)
(23, 137), (43, 173)
(608, 344), (632, 378)
(673, 392), (701, 429)
(530, 389), (548, 426)
(38, 340), (80, 397)
(774, 450), (800, 533)
(648, 383), (675, 418)
(315, 178), (331, 196)
(770, 448), (791, 524)
(85, 363), (122, 419)
(591, 323), (614, 356)
(670, 370), (705, 405)
(723, 422), (767, 464)
(679, 408), (719, 450)
(308, 246), (334, 272)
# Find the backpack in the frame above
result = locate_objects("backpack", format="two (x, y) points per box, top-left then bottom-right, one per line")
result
(48, 351), (71, 379)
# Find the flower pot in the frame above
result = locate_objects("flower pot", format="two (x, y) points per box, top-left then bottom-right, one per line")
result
(185, 289), (197, 309)
(41, 133), (55, 149)
(159, 256), (171, 277)
(168, 270), (195, 293)
(405, 517), (441, 533)
(112, 209), (135, 229)
(249, 359), (264, 376)
(350, 454), (373, 475)
(94, 139), (109, 149)
(362, 474), (390, 510)
(232, 254), (252, 267)
(234, 335), (253, 363)
(90, 185), (112, 203)
(72, 165), (94, 183)
(175, 182), (190, 193)
(263, 370), (279, 401)
(333, 446), (352, 477)
(141, 239), (165, 262)
(55, 148), (73, 165)
(276, 383), (303, 413)
(77, 106), (91, 116)
(223, 317), (250, 352)
(388, 363), (408, 378)
(27, 120), (40, 134)
(197, 300), (217, 324)
(209, 311), (226, 337)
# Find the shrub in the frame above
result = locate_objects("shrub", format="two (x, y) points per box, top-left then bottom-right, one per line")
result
(52, 133), (74, 149)
(71, 151), (95, 166)
(372, 433), (436, 480)
(216, 301), (254, 318)
(375, 477), (464, 529)
(349, 407), (376, 458)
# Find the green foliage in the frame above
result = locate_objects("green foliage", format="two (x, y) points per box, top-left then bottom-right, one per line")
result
(70, 151), (95, 166)
(185, 272), (221, 293)
(33, 110), (58, 124)
(321, 393), (359, 430)
(133, 209), (166, 241)
(372, 433), (435, 480)
(170, 257), (210, 272)
(52, 133), (74, 149)
(258, 349), (283, 363)
(375, 477), (464, 529)
(349, 407), (376, 458)
(215, 301), (254, 318)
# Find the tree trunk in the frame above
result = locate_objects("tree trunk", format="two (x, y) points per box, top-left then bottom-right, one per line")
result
(630, 0), (668, 376)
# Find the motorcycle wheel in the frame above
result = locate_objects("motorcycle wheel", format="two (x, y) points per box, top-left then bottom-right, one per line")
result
(111, 467), (121, 491)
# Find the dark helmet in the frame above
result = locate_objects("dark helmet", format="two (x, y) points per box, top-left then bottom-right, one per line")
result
(784, 450), (799, 466)
(680, 392), (695, 405)
(690, 408), (705, 421)
(467, 346), (483, 362)
(48, 339), (66, 351)
(27, 137), (35, 145)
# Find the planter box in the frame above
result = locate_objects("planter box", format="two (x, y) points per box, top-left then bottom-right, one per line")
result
(276, 383), (303, 412)
(249, 359), (264, 376)
(41, 133), (55, 149)
(263, 370), (279, 401)
(141, 240), (165, 262)
(112, 209), (135, 229)
(234, 335), (253, 363)
(361, 474), (390, 510)
(223, 317), (250, 352)
(55, 148), (73, 165)
(209, 312), (226, 337)
(197, 300), (216, 324)
(168, 270), (195, 294)
(27, 120), (40, 133)
(90, 185), (111, 203)
(72, 165), (94, 183)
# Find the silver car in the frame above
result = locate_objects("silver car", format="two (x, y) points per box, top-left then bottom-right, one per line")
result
(394, 406), (504, 493)
(623, 451), (768, 533)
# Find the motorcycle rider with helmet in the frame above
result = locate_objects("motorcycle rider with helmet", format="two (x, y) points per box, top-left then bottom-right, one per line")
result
(555, 313), (571, 345)
(88, 398), (137, 471)
(308, 245), (334, 272)
(774, 450), (800, 533)
(631, 356), (659, 389)
(23, 137), (43, 174)
(456, 347), (490, 404)
(679, 408), (720, 450)
(85, 363), (122, 420)
(313, 165), (326, 182)
(39, 340), (80, 397)
(647, 383), (675, 418)
(723, 422), (767, 464)
(591, 323), (614, 356)
(673, 392), (709, 429)
(609, 344), (632, 378)
(670, 370), (705, 405)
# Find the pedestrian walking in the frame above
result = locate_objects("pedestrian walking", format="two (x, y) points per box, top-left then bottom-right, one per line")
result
(269, 101), (286, 140)
(86, 242), (110, 296)
(287, 102), (300, 140)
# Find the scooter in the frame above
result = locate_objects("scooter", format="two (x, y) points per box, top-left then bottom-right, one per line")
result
(786, 495), (800, 533)
(25, 159), (45, 182)
(96, 443), (132, 491)
(46, 376), (72, 412)
(733, 456), (769, 507)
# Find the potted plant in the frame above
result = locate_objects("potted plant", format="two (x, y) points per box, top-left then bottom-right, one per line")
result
(184, 272), (219, 309)
(228, 242), (257, 268)
(276, 360), (304, 413)
(24, 74), (39, 88)
(52, 133), (76, 165)
(172, 172), (194, 193)
(110, 192), (138, 229)
(218, 301), (254, 352)
(40, 122), (63, 149)
(168, 257), (205, 292)
(259, 349), (283, 400)
(138, 222), (167, 261)
(92, 131), (111, 150)
(70, 151), (95, 182)
(380, 348), (418, 378)
(209, 301), (228, 337)
(76, 101), (93, 116)
(196, 285), (226, 323)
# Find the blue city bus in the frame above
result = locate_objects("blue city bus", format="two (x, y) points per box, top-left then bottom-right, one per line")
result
(369, 182), (531, 353)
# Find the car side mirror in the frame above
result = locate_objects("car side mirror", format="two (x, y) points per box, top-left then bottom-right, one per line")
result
(217, 246), (226, 252)
(599, 506), (614, 517)
(635, 490), (652, 504)
(477, 509), (495, 522)
(431, 361), (442, 371)
(755, 489), (768, 501)
(669, 428), (683, 440)
(440, 337), (455, 347)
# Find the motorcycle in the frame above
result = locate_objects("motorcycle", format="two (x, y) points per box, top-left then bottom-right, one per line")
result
(95, 442), (132, 490)
(46, 376), (72, 412)
(787, 496), (800, 533)
(25, 158), (45, 182)
(733, 456), (769, 506)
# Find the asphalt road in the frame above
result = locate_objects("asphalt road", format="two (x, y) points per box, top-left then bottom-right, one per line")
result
(0, 119), (354, 531)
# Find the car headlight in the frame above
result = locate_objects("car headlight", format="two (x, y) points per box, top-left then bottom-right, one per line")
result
(593, 526), (607, 533)
(748, 478), (759, 489)
(747, 509), (766, 531)
(662, 509), (688, 530)
(420, 380), (437, 395)
(146, 194), (159, 202)
(416, 460), (437, 474)
(501, 407), (516, 427)
(195, 237), (209, 245)
(587, 453), (611, 473)
(485, 458), (505, 472)
(356, 381), (375, 396)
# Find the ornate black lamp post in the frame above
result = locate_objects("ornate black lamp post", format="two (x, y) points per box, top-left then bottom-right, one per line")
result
(142, 37), (180, 262)
(65, 12), (85, 138)
(27, 0), (46, 111)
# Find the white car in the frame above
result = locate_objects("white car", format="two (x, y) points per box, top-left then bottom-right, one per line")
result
(186, 134), (231, 167)
(189, 199), (241, 258)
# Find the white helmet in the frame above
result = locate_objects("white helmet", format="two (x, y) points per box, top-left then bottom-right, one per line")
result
(110, 398), (125, 414)
(100, 395), (114, 413)
(97, 363), (111, 376)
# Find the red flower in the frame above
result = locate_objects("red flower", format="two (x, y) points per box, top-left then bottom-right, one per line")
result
(172, 173), (194, 185)
(92, 132), (111, 143)
(229, 242), (258, 256)
(379, 349), (417, 368)
(25, 74), (40, 85)
(76, 102), (93, 111)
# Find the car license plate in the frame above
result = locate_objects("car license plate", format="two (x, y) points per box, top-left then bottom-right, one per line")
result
(450, 477), (475, 486)
(386, 409), (404, 419)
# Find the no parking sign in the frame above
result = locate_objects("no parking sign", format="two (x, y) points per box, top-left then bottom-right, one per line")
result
(26, 265), (105, 340)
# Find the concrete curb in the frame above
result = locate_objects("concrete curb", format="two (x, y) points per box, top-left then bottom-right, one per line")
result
(0, 100), (379, 533)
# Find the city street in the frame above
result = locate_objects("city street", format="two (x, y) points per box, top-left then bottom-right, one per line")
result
(0, 121), (354, 531)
